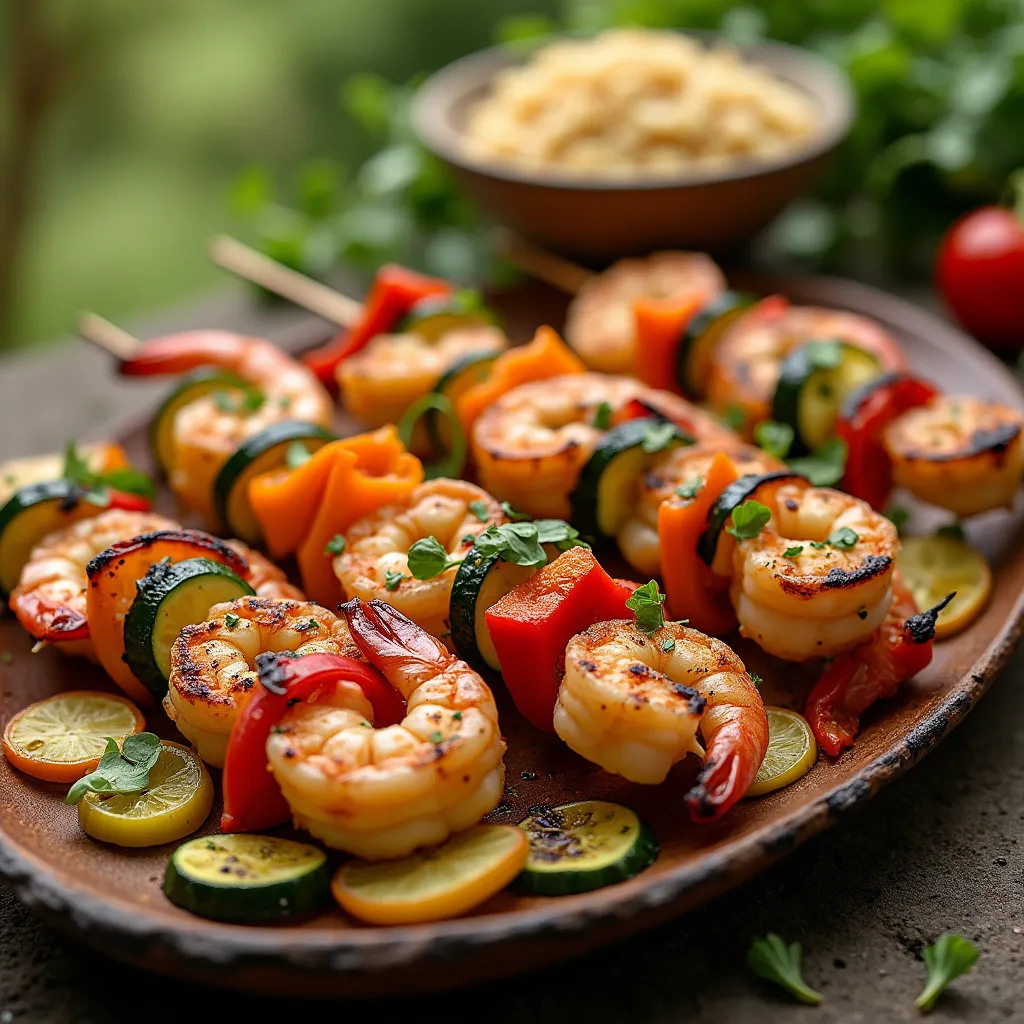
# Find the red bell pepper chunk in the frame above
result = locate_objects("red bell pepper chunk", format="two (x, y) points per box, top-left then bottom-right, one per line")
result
(220, 651), (404, 833)
(104, 488), (153, 514)
(302, 265), (452, 387)
(804, 577), (953, 757)
(484, 547), (637, 732)
(837, 373), (939, 510)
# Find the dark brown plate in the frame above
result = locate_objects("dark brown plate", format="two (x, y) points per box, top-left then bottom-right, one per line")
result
(1, 274), (1022, 998)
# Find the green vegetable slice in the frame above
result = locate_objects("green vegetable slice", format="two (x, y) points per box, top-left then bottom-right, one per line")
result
(429, 351), (499, 453)
(164, 833), (331, 923)
(123, 557), (255, 698)
(516, 800), (658, 896)
(677, 290), (755, 398)
(396, 289), (500, 341)
(397, 393), (467, 480)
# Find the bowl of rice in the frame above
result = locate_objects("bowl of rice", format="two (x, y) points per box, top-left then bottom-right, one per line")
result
(412, 29), (854, 260)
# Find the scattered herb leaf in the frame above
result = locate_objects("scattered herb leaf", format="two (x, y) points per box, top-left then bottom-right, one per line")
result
(406, 536), (462, 580)
(500, 501), (531, 521)
(65, 733), (162, 806)
(676, 478), (702, 500)
(810, 527), (859, 550)
(721, 406), (747, 432)
(784, 545), (804, 558)
(224, 613), (240, 629)
(428, 730), (443, 745)
(626, 580), (667, 634)
(726, 500), (772, 541)
(324, 533), (346, 556)
(593, 401), (613, 429)
(468, 499), (490, 522)
(749, 672), (762, 688)
(661, 637), (675, 652)
(62, 441), (156, 502)
(384, 569), (405, 591)
(916, 934), (979, 1012)
(754, 420), (795, 460)
(641, 421), (678, 454)
(935, 521), (966, 542)
(285, 441), (312, 470)
(747, 934), (822, 1005)
(787, 437), (848, 487)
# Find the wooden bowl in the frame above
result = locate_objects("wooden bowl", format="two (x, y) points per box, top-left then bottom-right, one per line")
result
(412, 35), (855, 261)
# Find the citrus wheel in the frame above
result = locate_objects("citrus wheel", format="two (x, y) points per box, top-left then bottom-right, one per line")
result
(331, 825), (528, 925)
(747, 706), (817, 797)
(897, 535), (992, 640)
(2, 691), (144, 783)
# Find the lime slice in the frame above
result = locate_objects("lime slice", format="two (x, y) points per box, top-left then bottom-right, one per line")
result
(77, 741), (212, 847)
(897, 535), (992, 641)
(331, 824), (528, 925)
(747, 706), (817, 797)
(2, 691), (143, 783)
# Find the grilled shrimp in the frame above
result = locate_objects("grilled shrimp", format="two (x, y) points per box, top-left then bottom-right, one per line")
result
(338, 326), (507, 430)
(882, 395), (1024, 517)
(266, 599), (505, 859)
(120, 331), (334, 522)
(618, 442), (784, 576)
(706, 305), (907, 431)
(9, 509), (179, 655)
(729, 480), (898, 661)
(165, 597), (361, 767)
(472, 373), (737, 519)
(333, 479), (503, 642)
(224, 539), (304, 601)
(555, 619), (767, 821)
(564, 251), (726, 374)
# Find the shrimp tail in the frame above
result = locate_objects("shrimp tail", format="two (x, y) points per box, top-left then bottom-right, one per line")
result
(10, 595), (89, 642)
(341, 599), (448, 682)
(685, 707), (769, 822)
(118, 331), (248, 377)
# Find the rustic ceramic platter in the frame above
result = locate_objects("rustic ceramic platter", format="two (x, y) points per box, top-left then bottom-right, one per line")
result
(0, 274), (1022, 998)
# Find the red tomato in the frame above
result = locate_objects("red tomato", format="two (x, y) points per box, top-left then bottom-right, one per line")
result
(937, 204), (1024, 350)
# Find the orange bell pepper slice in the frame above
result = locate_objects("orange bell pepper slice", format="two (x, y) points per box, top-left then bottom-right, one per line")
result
(456, 325), (585, 437)
(658, 450), (739, 636)
(631, 296), (702, 395)
(296, 427), (423, 607)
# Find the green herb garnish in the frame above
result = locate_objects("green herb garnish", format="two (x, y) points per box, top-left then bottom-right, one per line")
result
(641, 421), (678, 454)
(468, 499), (489, 522)
(783, 545), (804, 558)
(65, 733), (162, 806)
(593, 401), (613, 429)
(810, 527), (859, 550)
(384, 569), (405, 591)
(285, 441), (312, 470)
(747, 934), (822, 1005)
(726, 500), (771, 541)
(406, 536), (463, 580)
(935, 521), (966, 542)
(213, 387), (266, 415)
(324, 534), (346, 555)
(885, 505), (910, 534)
(428, 730), (444, 745)
(749, 672), (762, 688)
(62, 441), (156, 503)
(676, 478), (701, 500)
(625, 580), (667, 634)
(916, 934), (979, 1012)
(754, 420), (795, 460)
(500, 501), (531, 521)
(721, 406), (747, 432)
(787, 437), (848, 487)
(661, 637), (675, 652)
(806, 339), (844, 370)
(224, 613), (240, 629)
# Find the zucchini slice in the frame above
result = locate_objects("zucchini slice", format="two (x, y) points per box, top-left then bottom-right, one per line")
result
(396, 289), (499, 341)
(771, 341), (883, 455)
(0, 481), (100, 596)
(429, 351), (499, 454)
(571, 418), (692, 540)
(150, 369), (247, 475)
(213, 421), (336, 543)
(450, 542), (559, 672)
(697, 470), (802, 568)
(164, 833), (331, 923)
(517, 800), (658, 896)
(123, 557), (255, 698)
(678, 290), (755, 399)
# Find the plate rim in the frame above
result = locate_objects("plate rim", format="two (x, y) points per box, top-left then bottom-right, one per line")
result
(1, 273), (1022, 991)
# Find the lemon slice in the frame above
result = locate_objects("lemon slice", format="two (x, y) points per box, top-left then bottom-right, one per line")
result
(76, 740), (213, 847)
(747, 707), (817, 797)
(2, 691), (144, 783)
(897, 535), (992, 641)
(332, 824), (528, 925)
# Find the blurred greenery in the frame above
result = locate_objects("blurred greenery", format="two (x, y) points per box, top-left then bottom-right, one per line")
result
(5, 0), (1024, 349)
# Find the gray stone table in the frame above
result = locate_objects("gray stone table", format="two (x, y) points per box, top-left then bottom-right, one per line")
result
(0, 290), (1022, 1023)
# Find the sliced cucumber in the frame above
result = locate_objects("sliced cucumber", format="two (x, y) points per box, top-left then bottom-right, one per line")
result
(123, 557), (255, 698)
(450, 542), (559, 672)
(0, 480), (101, 596)
(516, 800), (658, 896)
(771, 341), (882, 455)
(150, 369), (248, 475)
(697, 470), (800, 567)
(678, 290), (755, 399)
(213, 421), (336, 543)
(571, 418), (692, 540)
(164, 833), (331, 923)
(397, 289), (499, 341)
(429, 351), (499, 454)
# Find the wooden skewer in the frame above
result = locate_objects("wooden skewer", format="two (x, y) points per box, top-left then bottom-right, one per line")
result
(76, 311), (142, 360)
(501, 235), (595, 295)
(208, 235), (363, 327)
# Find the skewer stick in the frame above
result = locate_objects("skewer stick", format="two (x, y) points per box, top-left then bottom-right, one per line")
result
(501, 235), (595, 295)
(208, 235), (363, 327)
(76, 311), (142, 360)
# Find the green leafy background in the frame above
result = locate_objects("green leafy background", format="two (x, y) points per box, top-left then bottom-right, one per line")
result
(6, 0), (1024, 348)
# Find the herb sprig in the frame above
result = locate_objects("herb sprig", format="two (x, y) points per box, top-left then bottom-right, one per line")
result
(66, 733), (162, 806)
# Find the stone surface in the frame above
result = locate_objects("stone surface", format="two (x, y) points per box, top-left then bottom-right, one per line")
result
(0, 294), (1021, 1022)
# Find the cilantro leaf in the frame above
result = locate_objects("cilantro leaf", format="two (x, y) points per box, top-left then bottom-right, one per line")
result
(810, 527), (859, 550)
(787, 437), (848, 487)
(593, 401), (613, 429)
(384, 569), (405, 591)
(915, 934), (978, 1012)
(754, 420), (795, 460)
(324, 533), (346, 555)
(720, 406), (747, 432)
(625, 580), (667, 634)
(747, 934), (822, 1005)
(661, 637), (675, 652)
(468, 499), (490, 522)
(66, 732), (162, 805)
(428, 730), (444, 745)
(496, 521), (547, 566)
(534, 518), (589, 552)
(676, 478), (702, 500)
(783, 545), (804, 558)
(224, 613), (240, 629)
(726, 500), (771, 541)
(749, 671), (762, 688)
(500, 501), (531, 521)
(285, 441), (312, 470)
(641, 421), (679, 454)
(213, 387), (266, 415)
(935, 521), (966, 542)
(406, 536), (462, 580)
(62, 441), (156, 501)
